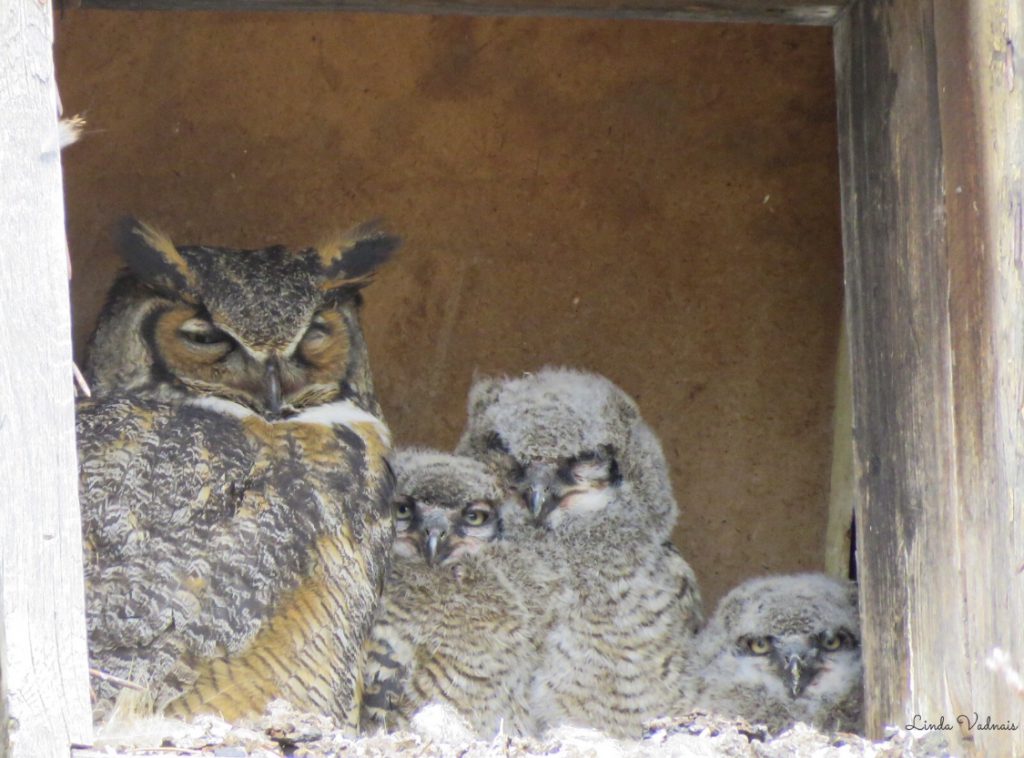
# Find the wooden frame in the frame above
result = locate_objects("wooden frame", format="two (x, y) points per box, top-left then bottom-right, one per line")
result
(825, 318), (854, 580)
(4, 0), (1021, 755)
(836, 0), (1024, 752)
(77, 0), (849, 26)
(0, 1), (94, 755)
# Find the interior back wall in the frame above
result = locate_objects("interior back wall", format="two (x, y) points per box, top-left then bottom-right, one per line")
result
(56, 9), (843, 607)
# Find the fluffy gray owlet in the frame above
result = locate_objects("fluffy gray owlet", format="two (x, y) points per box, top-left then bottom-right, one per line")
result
(455, 367), (704, 738)
(362, 448), (555, 738)
(686, 573), (862, 735)
(77, 219), (398, 728)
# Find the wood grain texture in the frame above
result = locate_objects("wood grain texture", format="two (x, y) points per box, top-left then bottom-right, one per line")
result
(836, 0), (1024, 751)
(0, 0), (94, 754)
(935, 0), (1024, 754)
(77, 0), (849, 26)
(824, 314), (852, 579)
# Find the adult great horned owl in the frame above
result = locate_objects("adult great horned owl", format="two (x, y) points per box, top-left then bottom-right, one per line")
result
(362, 449), (552, 738)
(456, 368), (703, 737)
(77, 219), (398, 728)
(686, 573), (862, 735)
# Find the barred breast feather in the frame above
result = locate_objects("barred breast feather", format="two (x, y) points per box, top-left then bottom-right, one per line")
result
(361, 546), (551, 738)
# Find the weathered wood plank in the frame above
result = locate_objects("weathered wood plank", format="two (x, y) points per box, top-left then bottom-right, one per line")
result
(824, 315), (853, 579)
(836, 0), (1023, 752)
(835, 1), (945, 734)
(935, 0), (1024, 754)
(0, 0), (94, 755)
(76, 0), (849, 26)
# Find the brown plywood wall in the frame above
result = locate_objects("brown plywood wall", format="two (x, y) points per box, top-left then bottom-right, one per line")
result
(55, 10), (843, 607)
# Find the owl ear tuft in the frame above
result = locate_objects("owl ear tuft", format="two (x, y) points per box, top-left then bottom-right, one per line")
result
(466, 375), (503, 418)
(118, 217), (198, 300)
(318, 221), (400, 290)
(613, 391), (641, 424)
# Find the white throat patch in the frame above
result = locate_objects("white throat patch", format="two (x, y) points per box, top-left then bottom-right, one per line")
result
(188, 396), (252, 418)
(291, 401), (392, 445)
(187, 397), (391, 445)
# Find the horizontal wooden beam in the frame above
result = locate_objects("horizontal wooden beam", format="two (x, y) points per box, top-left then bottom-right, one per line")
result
(76, 0), (850, 26)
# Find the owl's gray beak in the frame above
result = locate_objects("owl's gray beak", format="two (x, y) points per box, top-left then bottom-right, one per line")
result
(264, 360), (282, 415)
(421, 511), (450, 566)
(424, 533), (440, 564)
(521, 463), (556, 523)
(528, 486), (547, 520)
(777, 648), (820, 698)
(786, 656), (804, 697)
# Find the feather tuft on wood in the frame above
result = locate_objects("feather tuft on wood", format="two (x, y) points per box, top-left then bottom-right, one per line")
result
(59, 115), (87, 149)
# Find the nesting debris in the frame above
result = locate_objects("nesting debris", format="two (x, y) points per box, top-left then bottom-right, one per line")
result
(645, 710), (771, 743)
(73, 700), (957, 758)
(85, 712), (279, 757)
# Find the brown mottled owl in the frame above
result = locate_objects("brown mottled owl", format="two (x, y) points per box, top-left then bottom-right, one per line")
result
(685, 573), (862, 735)
(455, 367), (704, 738)
(77, 219), (398, 728)
(361, 448), (555, 738)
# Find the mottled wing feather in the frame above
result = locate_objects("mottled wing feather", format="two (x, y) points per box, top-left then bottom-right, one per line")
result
(79, 393), (393, 726)
(360, 605), (416, 732)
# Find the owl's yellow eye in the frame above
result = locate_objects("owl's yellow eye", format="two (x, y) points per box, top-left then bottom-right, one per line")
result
(821, 632), (842, 651)
(394, 499), (414, 520)
(462, 507), (489, 527)
(746, 636), (772, 655)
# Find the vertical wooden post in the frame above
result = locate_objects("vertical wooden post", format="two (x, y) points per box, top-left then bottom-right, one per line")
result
(835, 0), (1023, 752)
(939, 0), (1024, 752)
(0, 1), (94, 754)
(824, 315), (854, 579)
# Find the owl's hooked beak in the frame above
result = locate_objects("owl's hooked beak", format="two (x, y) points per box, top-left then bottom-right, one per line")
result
(775, 645), (821, 698)
(420, 511), (450, 566)
(520, 462), (557, 524)
(425, 533), (439, 562)
(527, 486), (547, 521)
(264, 360), (282, 415)
(786, 656), (804, 697)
